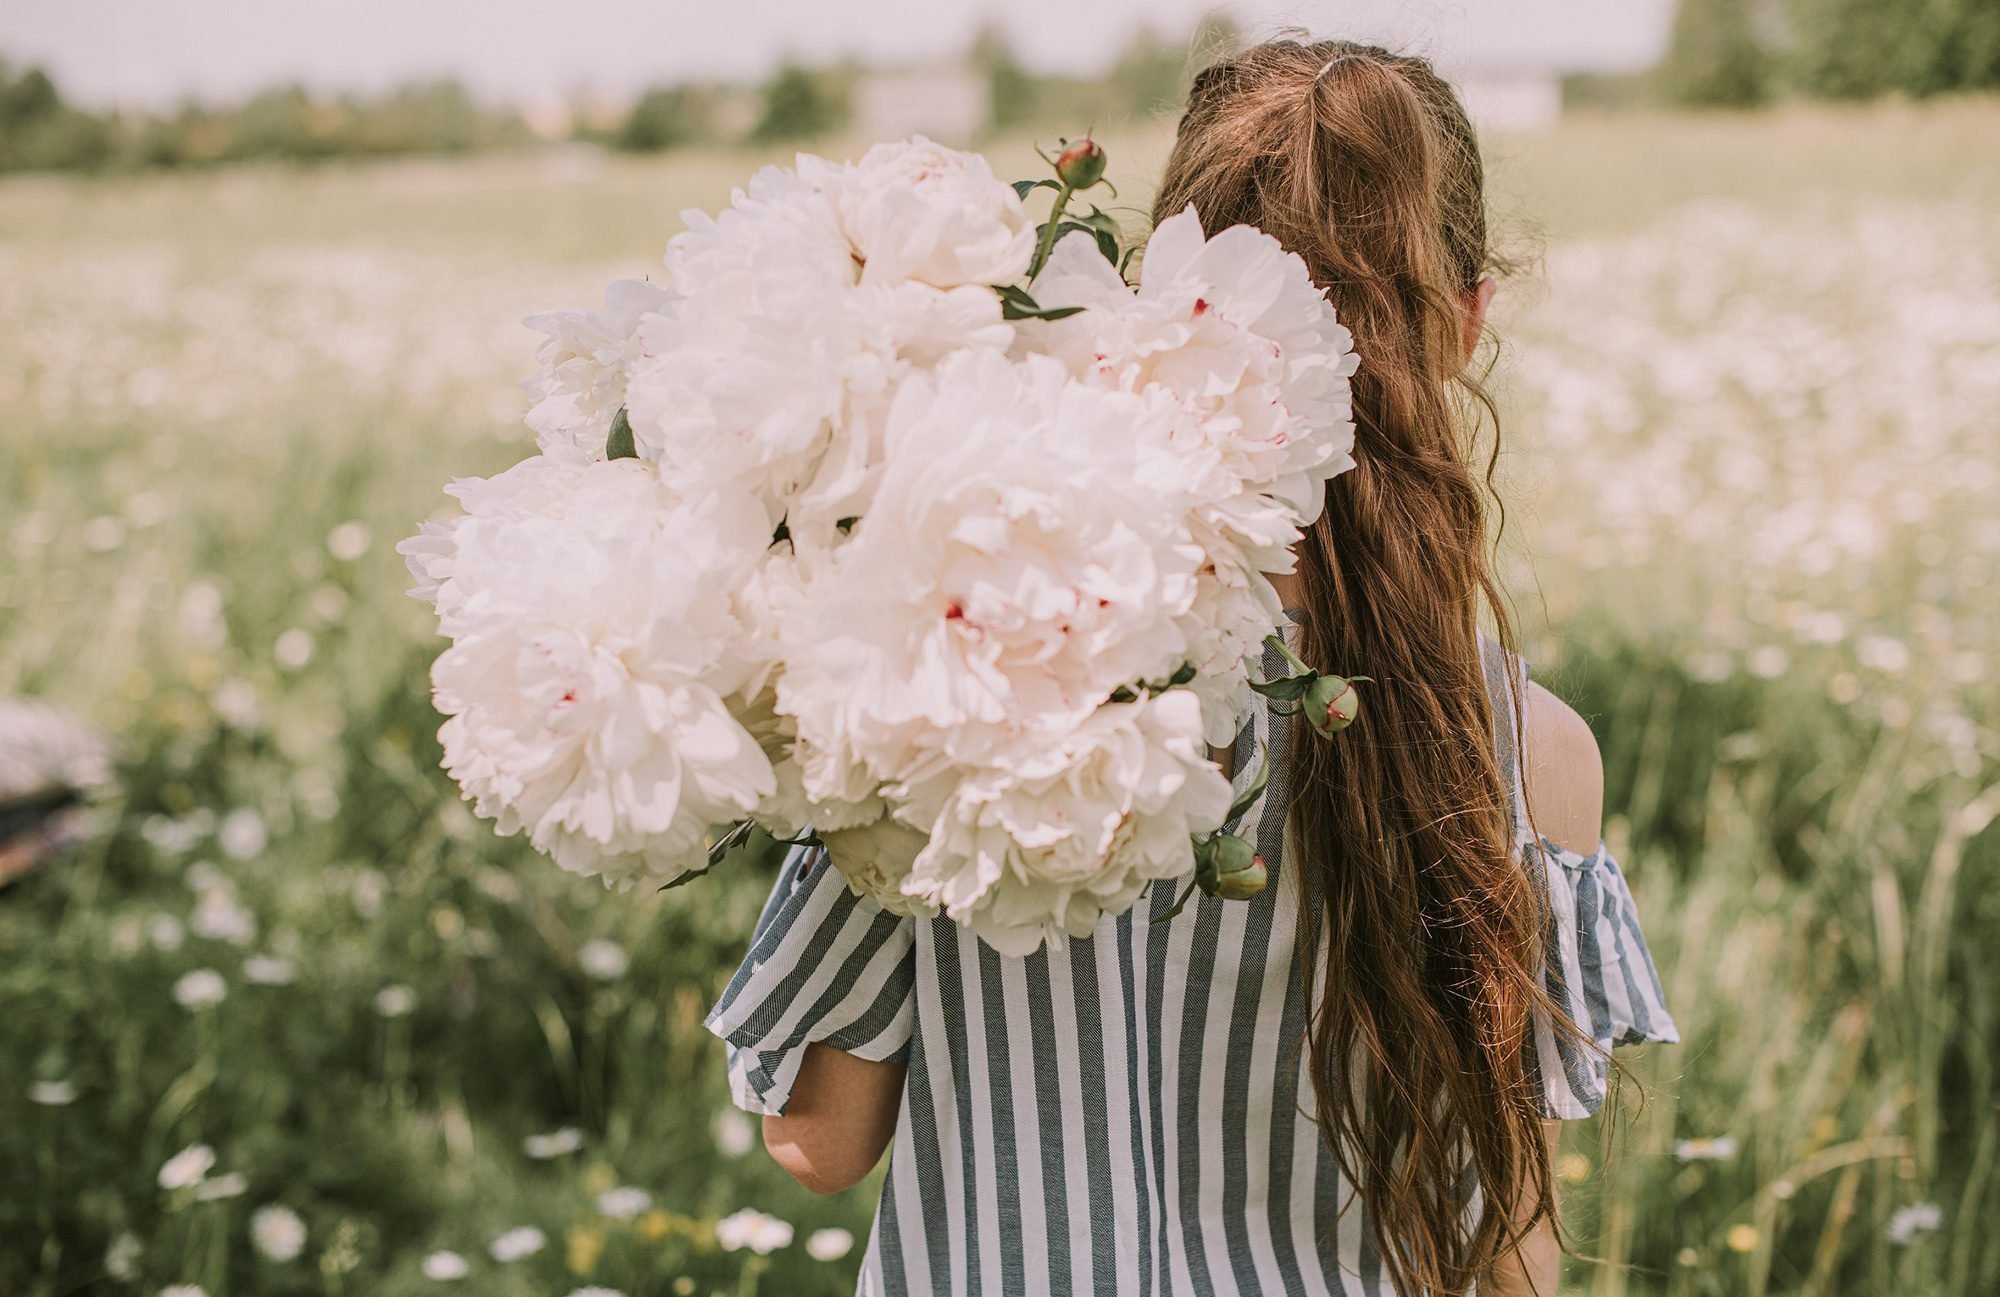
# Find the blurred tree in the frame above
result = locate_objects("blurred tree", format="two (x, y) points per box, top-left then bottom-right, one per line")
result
(969, 22), (1036, 133)
(1888, 0), (2000, 93)
(752, 63), (846, 143)
(1787, 0), (1914, 98)
(0, 60), (115, 171)
(1109, 26), (1191, 119)
(618, 84), (717, 151)
(1661, 0), (1776, 106)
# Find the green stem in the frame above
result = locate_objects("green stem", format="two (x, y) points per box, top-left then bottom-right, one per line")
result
(1262, 632), (1315, 678)
(1027, 179), (1076, 279)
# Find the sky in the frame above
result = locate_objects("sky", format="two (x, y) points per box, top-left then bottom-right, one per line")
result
(0, 0), (1677, 109)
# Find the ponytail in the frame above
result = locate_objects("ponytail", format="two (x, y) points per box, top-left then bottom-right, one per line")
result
(1157, 39), (1566, 1295)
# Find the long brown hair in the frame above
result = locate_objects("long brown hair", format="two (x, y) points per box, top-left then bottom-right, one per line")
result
(1157, 38), (1563, 1294)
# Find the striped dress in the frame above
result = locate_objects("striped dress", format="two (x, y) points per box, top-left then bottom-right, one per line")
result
(707, 622), (1677, 1295)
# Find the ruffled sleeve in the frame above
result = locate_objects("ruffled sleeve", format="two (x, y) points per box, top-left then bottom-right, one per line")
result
(705, 842), (917, 1116)
(1526, 834), (1680, 1118)
(1480, 632), (1678, 1119)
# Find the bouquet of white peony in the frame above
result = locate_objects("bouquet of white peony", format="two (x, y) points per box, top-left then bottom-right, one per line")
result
(401, 136), (1363, 954)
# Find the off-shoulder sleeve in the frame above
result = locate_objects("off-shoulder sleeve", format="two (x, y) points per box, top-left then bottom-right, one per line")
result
(1528, 834), (1680, 1118)
(704, 842), (917, 1116)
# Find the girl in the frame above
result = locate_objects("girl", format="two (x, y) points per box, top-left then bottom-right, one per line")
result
(707, 38), (1676, 1297)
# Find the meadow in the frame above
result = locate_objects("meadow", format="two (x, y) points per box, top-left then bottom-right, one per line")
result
(2, 99), (1997, 1296)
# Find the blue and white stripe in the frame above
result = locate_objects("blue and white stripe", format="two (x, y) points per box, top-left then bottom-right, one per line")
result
(708, 625), (1677, 1294)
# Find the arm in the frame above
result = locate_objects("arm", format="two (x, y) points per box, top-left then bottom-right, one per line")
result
(1519, 680), (1605, 857)
(762, 1042), (907, 1194)
(1478, 684), (1605, 1294)
(1483, 1119), (1565, 1297)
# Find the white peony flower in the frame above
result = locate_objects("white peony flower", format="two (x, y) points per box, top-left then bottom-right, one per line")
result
(806, 1227), (855, 1262)
(523, 277), (673, 463)
(403, 455), (777, 887)
(594, 1186), (651, 1220)
(250, 1204), (307, 1261)
(576, 938), (629, 980)
(172, 969), (227, 1010)
(624, 158), (1015, 542)
(715, 1208), (794, 1255)
(799, 136), (1036, 289)
(158, 1143), (216, 1190)
(521, 1126), (584, 1159)
(778, 348), (1202, 816)
(421, 1249), (470, 1280)
(818, 814), (933, 917)
(905, 691), (1231, 954)
(488, 1226), (545, 1263)
(1030, 207), (1359, 535)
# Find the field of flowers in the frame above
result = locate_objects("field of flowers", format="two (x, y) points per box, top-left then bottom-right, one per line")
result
(2, 100), (1997, 1296)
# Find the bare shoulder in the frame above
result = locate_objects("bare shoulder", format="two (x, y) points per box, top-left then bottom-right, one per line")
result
(1518, 680), (1604, 857)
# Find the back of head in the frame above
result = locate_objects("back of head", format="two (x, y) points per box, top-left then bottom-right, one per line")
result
(1157, 39), (1559, 1295)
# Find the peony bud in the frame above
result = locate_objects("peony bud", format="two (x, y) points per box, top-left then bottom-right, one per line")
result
(1198, 832), (1268, 900)
(1306, 674), (1361, 736)
(1054, 138), (1106, 189)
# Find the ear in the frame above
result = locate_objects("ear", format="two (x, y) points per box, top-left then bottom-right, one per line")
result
(1460, 276), (1496, 362)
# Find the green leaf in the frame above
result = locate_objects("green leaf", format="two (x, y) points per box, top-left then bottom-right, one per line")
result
(1012, 177), (1061, 199)
(1248, 675), (1312, 702)
(604, 407), (637, 460)
(1151, 874), (1202, 924)
(1224, 750), (1272, 824)
(995, 282), (1086, 322)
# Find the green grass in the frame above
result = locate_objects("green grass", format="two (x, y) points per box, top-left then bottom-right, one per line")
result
(2, 100), (1996, 1295)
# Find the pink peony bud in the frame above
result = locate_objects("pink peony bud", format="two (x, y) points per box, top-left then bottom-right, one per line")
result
(1306, 675), (1361, 736)
(1054, 137), (1106, 189)
(1199, 832), (1268, 900)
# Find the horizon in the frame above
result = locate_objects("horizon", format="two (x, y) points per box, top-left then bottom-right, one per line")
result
(2, 0), (1675, 110)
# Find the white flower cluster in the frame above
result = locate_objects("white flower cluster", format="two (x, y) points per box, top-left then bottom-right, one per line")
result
(402, 137), (1358, 953)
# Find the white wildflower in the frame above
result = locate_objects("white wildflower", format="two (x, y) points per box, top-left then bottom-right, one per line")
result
(172, 969), (227, 1009)
(1672, 1136), (1739, 1162)
(194, 1172), (248, 1201)
(488, 1226), (546, 1263)
(243, 955), (296, 986)
(325, 520), (373, 562)
(217, 807), (267, 861)
(714, 1208), (794, 1255)
(1887, 1202), (1943, 1244)
(250, 1204), (307, 1261)
(594, 1186), (651, 1220)
(522, 1127), (584, 1159)
(805, 1227), (855, 1261)
(712, 1109), (755, 1158)
(158, 1143), (216, 1190)
(421, 1249), (470, 1280)
(577, 938), (629, 981)
(29, 1079), (77, 1106)
(104, 1232), (142, 1281)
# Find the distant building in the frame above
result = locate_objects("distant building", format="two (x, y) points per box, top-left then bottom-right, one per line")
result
(853, 68), (989, 144)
